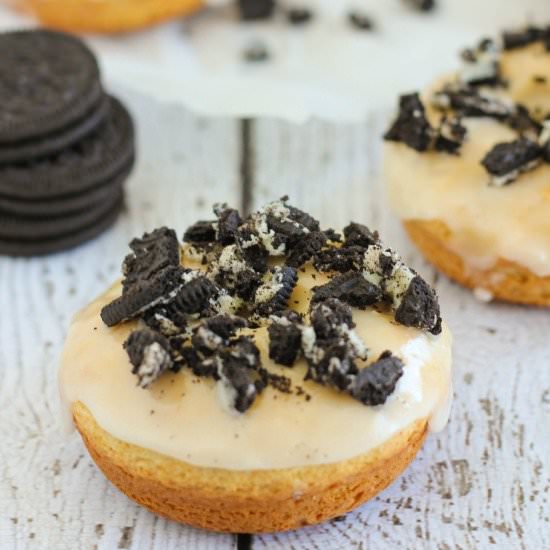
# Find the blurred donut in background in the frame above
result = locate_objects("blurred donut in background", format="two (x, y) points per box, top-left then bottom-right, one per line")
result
(20, 0), (204, 33)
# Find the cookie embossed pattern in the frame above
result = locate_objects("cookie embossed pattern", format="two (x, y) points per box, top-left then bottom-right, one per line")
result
(384, 24), (550, 305)
(60, 197), (452, 533)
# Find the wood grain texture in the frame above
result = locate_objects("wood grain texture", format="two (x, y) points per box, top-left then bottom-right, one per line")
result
(1, 97), (549, 549)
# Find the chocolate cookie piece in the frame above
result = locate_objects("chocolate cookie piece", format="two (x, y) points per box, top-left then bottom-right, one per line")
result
(313, 245), (366, 273)
(287, 8), (313, 25)
(310, 298), (355, 340)
(304, 299), (369, 391)
(506, 105), (541, 140)
(286, 204), (320, 232)
(403, 0), (435, 11)
(348, 11), (374, 31)
(101, 266), (192, 327)
(238, 0), (275, 21)
(214, 204), (242, 245)
(362, 245), (442, 334)
(124, 328), (173, 388)
(0, 196), (123, 257)
(268, 311), (303, 366)
(0, 189), (123, 241)
(243, 41), (270, 63)
(122, 227), (180, 293)
(343, 222), (379, 248)
(0, 30), (102, 145)
(384, 93), (433, 152)
(312, 272), (382, 309)
(183, 220), (217, 244)
(0, 159), (131, 217)
(254, 266), (298, 316)
(432, 85), (512, 119)
(433, 116), (467, 154)
(350, 351), (404, 406)
(286, 231), (326, 268)
(0, 96), (134, 200)
(172, 276), (220, 315)
(481, 138), (542, 186)
(0, 94), (110, 166)
(502, 26), (547, 50)
(394, 275), (442, 335)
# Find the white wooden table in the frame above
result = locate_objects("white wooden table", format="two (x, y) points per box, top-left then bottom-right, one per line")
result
(1, 88), (548, 550)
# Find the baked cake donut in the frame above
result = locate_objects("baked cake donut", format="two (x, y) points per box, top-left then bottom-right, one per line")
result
(60, 198), (452, 533)
(384, 26), (550, 305)
(23, 0), (203, 33)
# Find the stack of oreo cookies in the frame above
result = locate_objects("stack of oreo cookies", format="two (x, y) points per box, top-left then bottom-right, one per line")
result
(0, 30), (135, 256)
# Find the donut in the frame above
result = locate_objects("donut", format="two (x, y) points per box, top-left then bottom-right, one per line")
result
(384, 26), (550, 305)
(23, 0), (203, 33)
(60, 198), (452, 533)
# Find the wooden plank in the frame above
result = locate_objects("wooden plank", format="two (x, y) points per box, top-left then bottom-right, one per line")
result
(250, 115), (550, 549)
(0, 88), (240, 550)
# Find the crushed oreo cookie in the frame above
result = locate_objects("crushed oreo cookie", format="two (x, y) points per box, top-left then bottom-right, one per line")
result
(350, 351), (404, 406)
(481, 137), (543, 186)
(433, 115), (467, 154)
(348, 11), (374, 31)
(268, 310), (303, 366)
(314, 245), (367, 273)
(102, 199), (443, 413)
(238, 0), (275, 21)
(287, 8), (313, 25)
(254, 266), (298, 317)
(362, 245), (442, 334)
(122, 227), (180, 293)
(384, 93), (433, 152)
(502, 25), (550, 50)
(343, 222), (379, 248)
(183, 220), (217, 244)
(403, 0), (435, 12)
(432, 84), (513, 119)
(124, 329), (173, 388)
(101, 266), (195, 327)
(243, 40), (270, 63)
(312, 272), (382, 309)
(286, 230), (326, 268)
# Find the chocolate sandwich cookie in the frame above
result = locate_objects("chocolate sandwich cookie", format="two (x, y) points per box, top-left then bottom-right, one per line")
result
(0, 30), (103, 145)
(0, 158), (132, 218)
(0, 96), (134, 200)
(0, 196), (124, 257)
(0, 95), (110, 166)
(0, 189), (124, 240)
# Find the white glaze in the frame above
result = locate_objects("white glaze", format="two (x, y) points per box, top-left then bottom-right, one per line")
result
(385, 43), (550, 277)
(60, 265), (452, 471)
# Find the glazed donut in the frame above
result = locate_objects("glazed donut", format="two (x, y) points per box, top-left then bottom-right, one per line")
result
(61, 198), (452, 533)
(384, 26), (550, 305)
(23, 0), (203, 33)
